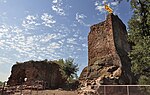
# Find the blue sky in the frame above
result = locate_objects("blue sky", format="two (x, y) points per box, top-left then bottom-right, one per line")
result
(0, 0), (132, 81)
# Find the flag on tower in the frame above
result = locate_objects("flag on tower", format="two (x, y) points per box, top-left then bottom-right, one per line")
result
(104, 4), (113, 13)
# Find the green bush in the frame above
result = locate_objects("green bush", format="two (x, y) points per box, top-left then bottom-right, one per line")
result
(54, 58), (79, 82)
(0, 81), (3, 86)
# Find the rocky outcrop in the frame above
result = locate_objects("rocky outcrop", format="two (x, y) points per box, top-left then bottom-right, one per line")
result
(7, 60), (65, 89)
(78, 13), (134, 95)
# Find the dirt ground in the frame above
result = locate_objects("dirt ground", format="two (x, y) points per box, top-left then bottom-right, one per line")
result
(13, 89), (78, 95)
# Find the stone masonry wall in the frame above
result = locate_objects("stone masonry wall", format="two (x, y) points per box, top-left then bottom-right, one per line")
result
(86, 14), (133, 83)
(88, 13), (129, 67)
(7, 60), (65, 89)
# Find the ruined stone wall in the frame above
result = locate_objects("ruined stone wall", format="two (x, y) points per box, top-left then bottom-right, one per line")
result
(7, 60), (65, 89)
(88, 20), (114, 66)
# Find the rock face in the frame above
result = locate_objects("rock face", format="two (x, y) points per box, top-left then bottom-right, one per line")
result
(7, 60), (65, 89)
(78, 14), (134, 95)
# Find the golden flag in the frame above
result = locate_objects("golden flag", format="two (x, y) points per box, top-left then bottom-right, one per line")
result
(105, 4), (113, 13)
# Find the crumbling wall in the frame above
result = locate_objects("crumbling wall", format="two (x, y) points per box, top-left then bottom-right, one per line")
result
(7, 60), (65, 89)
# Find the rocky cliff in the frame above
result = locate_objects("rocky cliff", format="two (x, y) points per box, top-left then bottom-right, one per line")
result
(78, 13), (134, 95)
(7, 60), (65, 89)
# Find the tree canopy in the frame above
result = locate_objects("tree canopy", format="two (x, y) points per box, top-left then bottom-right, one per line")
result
(127, 0), (150, 84)
(54, 58), (79, 82)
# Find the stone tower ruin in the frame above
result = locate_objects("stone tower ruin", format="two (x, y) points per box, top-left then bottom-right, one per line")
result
(78, 13), (135, 95)
(79, 13), (134, 85)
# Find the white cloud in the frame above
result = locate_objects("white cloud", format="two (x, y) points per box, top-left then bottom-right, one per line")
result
(58, 40), (64, 45)
(77, 13), (87, 19)
(67, 38), (78, 45)
(48, 42), (61, 49)
(26, 15), (36, 20)
(11, 26), (23, 33)
(0, 0), (7, 3)
(111, 1), (119, 6)
(41, 13), (56, 28)
(26, 36), (34, 44)
(0, 25), (9, 33)
(52, 0), (66, 16)
(75, 13), (89, 26)
(95, 1), (99, 6)
(95, 0), (105, 13)
(22, 15), (40, 30)
(52, 0), (57, 3)
(96, 5), (105, 12)
(0, 22), (85, 66)
(2, 12), (7, 15)
(102, 0), (107, 4)
(82, 43), (87, 48)
(40, 33), (57, 42)
(79, 36), (86, 40)
(22, 13), (56, 30)
(0, 40), (5, 46)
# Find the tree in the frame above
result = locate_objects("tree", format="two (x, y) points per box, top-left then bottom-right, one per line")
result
(63, 58), (79, 81)
(54, 58), (79, 82)
(0, 81), (3, 86)
(127, 0), (150, 85)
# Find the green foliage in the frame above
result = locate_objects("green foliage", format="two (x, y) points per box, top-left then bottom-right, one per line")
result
(138, 76), (150, 95)
(139, 75), (150, 85)
(0, 81), (3, 86)
(63, 58), (79, 81)
(127, 0), (150, 85)
(54, 59), (65, 67)
(54, 58), (79, 82)
(139, 86), (150, 95)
